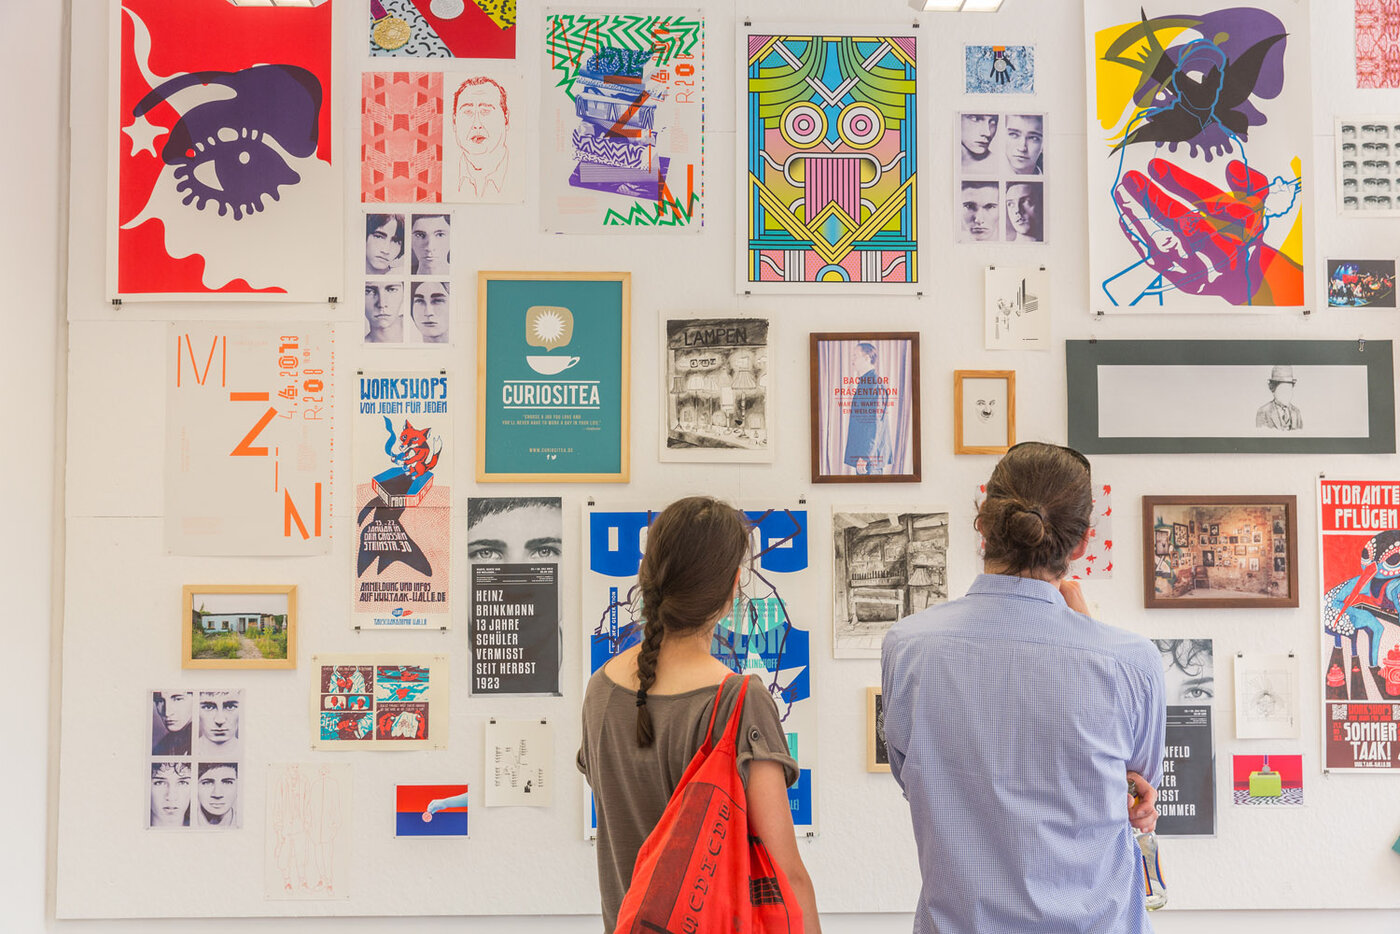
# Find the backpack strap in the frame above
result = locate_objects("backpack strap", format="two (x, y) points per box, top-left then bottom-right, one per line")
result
(701, 673), (738, 752)
(700, 672), (756, 750)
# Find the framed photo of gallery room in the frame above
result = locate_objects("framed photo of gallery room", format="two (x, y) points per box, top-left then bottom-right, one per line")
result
(1141, 496), (1299, 610)
(181, 584), (297, 670)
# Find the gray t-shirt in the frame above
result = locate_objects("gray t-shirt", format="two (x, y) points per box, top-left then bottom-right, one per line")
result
(576, 668), (798, 933)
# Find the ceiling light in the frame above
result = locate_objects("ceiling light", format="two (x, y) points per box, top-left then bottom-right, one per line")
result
(910, 0), (1006, 11)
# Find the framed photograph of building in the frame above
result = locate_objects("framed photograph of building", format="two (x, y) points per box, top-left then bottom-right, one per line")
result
(660, 317), (771, 462)
(1142, 496), (1298, 609)
(867, 686), (890, 773)
(1067, 340), (1396, 454)
(182, 585), (296, 670)
(809, 333), (921, 483)
(954, 370), (1015, 454)
(477, 272), (630, 482)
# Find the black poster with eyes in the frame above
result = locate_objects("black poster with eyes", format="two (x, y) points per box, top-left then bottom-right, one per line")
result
(470, 564), (561, 696)
(1158, 705), (1216, 836)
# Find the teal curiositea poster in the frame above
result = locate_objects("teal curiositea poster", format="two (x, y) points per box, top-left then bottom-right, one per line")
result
(477, 273), (630, 481)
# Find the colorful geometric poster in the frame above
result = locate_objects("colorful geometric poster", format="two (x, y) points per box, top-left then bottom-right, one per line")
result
(311, 654), (448, 750)
(353, 373), (451, 630)
(542, 10), (705, 232)
(265, 763), (351, 899)
(395, 784), (469, 837)
(370, 0), (516, 60)
(111, 0), (338, 300)
(741, 28), (919, 291)
(583, 504), (816, 834)
(1086, 3), (1306, 312)
(166, 324), (332, 556)
(1318, 478), (1400, 770)
(965, 45), (1035, 94)
(1356, 1), (1400, 88)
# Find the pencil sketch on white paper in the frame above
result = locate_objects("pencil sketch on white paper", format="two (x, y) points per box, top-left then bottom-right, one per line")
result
(1234, 653), (1299, 740)
(484, 719), (553, 807)
(265, 762), (351, 899)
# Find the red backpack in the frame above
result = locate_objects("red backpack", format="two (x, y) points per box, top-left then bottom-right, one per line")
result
(615, 674), (803, 933)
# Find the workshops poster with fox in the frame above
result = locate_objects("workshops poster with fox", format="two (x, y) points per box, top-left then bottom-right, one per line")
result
(354, 372), (452, 629)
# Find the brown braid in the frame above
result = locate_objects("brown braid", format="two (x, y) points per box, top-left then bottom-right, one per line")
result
(630, 497), (751, 747)
(634, 610), (666, 746)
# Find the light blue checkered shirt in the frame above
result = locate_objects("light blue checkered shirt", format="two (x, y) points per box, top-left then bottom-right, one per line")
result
(881, 574), (1165, 934)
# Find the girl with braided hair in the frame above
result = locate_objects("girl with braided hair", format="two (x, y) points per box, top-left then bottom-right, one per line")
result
(577, 496), (821, 933)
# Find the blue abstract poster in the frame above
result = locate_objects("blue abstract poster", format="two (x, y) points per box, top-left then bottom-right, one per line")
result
(582, 504), (817, 835)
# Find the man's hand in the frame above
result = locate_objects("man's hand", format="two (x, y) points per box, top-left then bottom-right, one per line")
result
(1059, 579), (1090, 615)
(1128, 771), (1159, 833)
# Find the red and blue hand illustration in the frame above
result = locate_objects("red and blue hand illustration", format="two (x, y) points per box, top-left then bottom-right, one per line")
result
(1114, 157), (1301, 305)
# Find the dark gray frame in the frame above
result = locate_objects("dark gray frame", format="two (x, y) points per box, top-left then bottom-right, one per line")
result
(1066, 340), (1395, 454)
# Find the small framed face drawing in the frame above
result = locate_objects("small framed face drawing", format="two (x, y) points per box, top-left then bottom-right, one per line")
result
(954, 370), (1015, 454)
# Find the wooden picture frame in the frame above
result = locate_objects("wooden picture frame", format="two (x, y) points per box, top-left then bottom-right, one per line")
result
(182, 584), (296, 670)
(953, 370), (1016, 454)
(1142, 496), (1299, 609)
(476, 271), (630, 482)
(809, 332), (922, 483)
(866, 686), (890, 773)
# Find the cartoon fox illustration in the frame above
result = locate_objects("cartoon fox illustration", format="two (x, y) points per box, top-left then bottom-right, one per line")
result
(387, 418), (440, 478)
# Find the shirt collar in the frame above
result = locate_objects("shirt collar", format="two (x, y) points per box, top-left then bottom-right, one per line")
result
(966, 572), (1065, 605)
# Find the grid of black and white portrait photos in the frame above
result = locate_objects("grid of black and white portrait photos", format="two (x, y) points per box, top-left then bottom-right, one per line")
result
(363, 210), (453, 345)
(148, 689), (244, 830)
(955, 111), (1048, 244)
(1336, 117), (1400, 216)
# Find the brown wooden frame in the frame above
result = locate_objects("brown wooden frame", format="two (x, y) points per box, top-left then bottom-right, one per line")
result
(1141, 496), (1299, 609)
(182, 584), (297, 670)
(953, 369), (1016, 454)
(866, 686), (890, 773)
(809, 332), (922, 483)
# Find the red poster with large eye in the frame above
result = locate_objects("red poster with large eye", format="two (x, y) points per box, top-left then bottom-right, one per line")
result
(111, 0), (340, 300)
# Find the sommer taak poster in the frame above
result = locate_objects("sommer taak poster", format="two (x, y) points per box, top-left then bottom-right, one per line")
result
(1318, 478), (1400, 770)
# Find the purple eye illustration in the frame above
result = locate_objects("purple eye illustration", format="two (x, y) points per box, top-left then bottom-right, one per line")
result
(134, 64), (322, 220)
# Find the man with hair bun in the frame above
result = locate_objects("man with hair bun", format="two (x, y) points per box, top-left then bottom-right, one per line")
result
(882, 442), (1165, 933)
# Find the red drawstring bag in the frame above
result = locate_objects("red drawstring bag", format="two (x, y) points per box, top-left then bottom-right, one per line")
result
(615, 674), (803, 933)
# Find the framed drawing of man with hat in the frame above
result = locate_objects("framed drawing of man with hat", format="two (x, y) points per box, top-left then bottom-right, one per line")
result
(1256, 365), (1303, 431)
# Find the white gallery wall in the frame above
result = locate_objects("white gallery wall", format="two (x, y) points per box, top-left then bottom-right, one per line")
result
(8, 0), (1400, 931)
